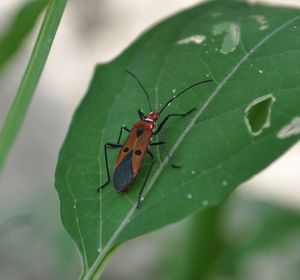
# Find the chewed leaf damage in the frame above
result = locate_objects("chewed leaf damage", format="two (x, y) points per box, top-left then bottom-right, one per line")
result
(250, 15), (269, 31)
(244, 94), (276, 136)
(212, 21), (240, 54)
(277, 117), (300, 139)
(177, 35), (206, 45)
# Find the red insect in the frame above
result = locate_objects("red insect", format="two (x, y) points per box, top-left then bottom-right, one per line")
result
(97, 71), (212, 208)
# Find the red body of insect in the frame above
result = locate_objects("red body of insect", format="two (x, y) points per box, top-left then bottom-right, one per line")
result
(113, 112), (159, 192)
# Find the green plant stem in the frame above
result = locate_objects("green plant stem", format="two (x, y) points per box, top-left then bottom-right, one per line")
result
(80, 246), (118, 280)
(180, 206), (225, 280)
(0, 0), (68, 171)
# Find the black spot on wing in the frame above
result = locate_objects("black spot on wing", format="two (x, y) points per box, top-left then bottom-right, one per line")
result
(135, 149), (142, 156)
(113, 150), (135, 192)
(136, 127), (144, 138)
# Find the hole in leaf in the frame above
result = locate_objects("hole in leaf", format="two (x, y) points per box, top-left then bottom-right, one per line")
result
(244, 94), (275, 136)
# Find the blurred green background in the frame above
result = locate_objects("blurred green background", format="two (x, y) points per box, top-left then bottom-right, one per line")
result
(0, 0), (300, 279)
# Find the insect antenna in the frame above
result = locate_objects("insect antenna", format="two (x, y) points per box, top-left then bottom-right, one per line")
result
(159, 79), (213, 114)
(126, 70), (152, 112)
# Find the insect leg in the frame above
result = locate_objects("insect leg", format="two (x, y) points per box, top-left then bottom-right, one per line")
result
(137, 109), (146, 119)
(154, 108), (196, 135)
(96, 142), (122, 192)
(117, 126), (130, 144)
(150, 141), (181, 168)
(137, 151), (154, 209)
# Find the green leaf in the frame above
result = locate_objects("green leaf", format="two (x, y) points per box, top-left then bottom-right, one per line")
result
(55, 0), (300, 278)
(0, 0), (49, 72)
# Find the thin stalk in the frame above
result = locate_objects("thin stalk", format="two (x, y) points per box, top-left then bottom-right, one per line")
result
(177, 206), (225, 280)
(80, 246), (119, 280)
(0, 0), (68, 171)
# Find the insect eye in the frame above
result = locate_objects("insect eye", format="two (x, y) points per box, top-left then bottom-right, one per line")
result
(123, 147), (129, 153)
(134, 149), (142, 156)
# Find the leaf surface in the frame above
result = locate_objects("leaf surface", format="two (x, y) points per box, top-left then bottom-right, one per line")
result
(55, 1), (300, 277)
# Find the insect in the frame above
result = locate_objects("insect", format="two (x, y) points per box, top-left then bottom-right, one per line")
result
(97, 70), (212, 208)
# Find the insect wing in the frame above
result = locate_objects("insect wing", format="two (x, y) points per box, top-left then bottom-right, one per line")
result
(113, 121), (152, 191)
(113, 150), (135, 192)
